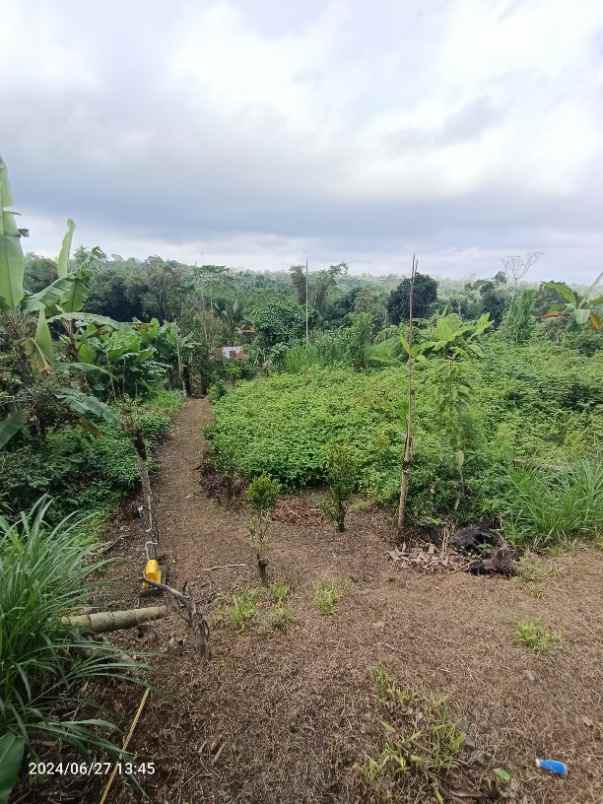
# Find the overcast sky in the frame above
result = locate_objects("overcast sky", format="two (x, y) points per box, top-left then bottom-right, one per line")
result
(3, 1), (603, 281)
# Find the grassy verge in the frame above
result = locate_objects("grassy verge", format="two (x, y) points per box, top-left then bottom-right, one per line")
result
(0, 499), (143, 800)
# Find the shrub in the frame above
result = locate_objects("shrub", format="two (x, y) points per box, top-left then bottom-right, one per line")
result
(247, 474), (280, 584)
(208, 380), (227, 402)
(208, 337), (603, 529)
(269, 604), (294, 631)
(321, 442), (359, 532)
(269, 581), (290, 604)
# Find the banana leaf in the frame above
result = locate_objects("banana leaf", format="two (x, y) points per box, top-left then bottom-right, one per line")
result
(0, 158), (25, 310)
(24, 270), (90, 316)
(543, 281), (576, 305)
(48, 311), (120, 329)
(55, 389), (117, 425)
(56, 218), (75, 277)
(0, 410), (27, 449)
(21, 309), (55, 373)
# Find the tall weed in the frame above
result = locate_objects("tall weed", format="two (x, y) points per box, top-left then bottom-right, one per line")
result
(0, 498), (139, 768)
(506, 459), (603, 547)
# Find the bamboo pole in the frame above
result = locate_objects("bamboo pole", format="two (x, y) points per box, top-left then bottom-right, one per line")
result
(99, 687), (151, 804)
(397, 255), (417, 536)
(63, 606), (168, 634)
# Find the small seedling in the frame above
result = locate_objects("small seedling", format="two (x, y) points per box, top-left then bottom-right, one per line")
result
(227, 590), (260, 630)
(314, 580), (342, 616)
(270, 604), (294, 631)
(321, 442), (359, 532)
(516, 554), (559, 599)
(494, 768), (512, 785)
(247, 474), (280, 585)
(357, 666), (466, 801)
(515, 619), (560, 654)
(270, 581), (290, 604)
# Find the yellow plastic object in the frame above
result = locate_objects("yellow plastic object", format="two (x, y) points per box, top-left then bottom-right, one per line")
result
(143, 559), (162, 587)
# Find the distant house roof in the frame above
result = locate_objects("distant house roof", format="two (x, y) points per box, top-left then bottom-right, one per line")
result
(220, 345), (246, 360)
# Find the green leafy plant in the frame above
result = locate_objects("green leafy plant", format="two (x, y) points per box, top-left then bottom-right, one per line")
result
(246, 474), (280, 584)
(543, 274), (603, 331)
(313, 580), (342, 616)
(515, 619), (560, 654)
(0, 498), (140, 783)
(321, 442), (359, 532)
(227, 590), (260, 630)
(269, 581), (290, 604)
(358, 667), (465, 801)
(269, 604), (294, 631)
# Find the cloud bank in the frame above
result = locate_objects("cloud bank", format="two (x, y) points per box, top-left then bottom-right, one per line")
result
(2, 0), (603, 280)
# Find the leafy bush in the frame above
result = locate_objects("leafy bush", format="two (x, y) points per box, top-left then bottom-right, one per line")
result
(0, 392), (182, 519)
(247, 474), (280, 584)
(226, 590), (260, 630)
(321, 442), (359, 532)
(269, 604), (294, 631)
(209, 335), (603, 536)
(0, 498), (139, 795)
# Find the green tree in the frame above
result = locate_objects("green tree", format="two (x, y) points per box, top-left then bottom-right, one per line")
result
(387, 273), (438, 325)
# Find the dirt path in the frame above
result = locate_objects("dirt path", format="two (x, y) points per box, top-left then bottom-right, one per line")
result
(101, 398), (603, 804)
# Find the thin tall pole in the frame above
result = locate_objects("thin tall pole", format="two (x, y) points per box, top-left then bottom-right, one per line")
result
(397, 254), (417, 537)
(305, 256), (309, 345)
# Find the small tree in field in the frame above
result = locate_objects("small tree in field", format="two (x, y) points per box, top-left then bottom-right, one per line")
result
(321, 442), (359, 532)
(247, 474), (280, 584)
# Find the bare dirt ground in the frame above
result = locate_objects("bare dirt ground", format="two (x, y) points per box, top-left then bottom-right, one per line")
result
(23, 398), (603, 803)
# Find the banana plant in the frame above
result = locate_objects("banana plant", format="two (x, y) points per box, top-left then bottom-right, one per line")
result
(0, 157), (117, 445)
(542, 274), (603, 330)
(0, 157), (109, 357)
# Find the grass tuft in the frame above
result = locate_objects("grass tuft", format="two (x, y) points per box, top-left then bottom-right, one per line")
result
(0, 496), (140, 776)
(313, 579), (342, 616)
(357, 667), (466, 801)
(515, 619), (560, 654)
(269, 581), (290, 604)
(227, 590), (260, 630)
(269, 604), (294, 631)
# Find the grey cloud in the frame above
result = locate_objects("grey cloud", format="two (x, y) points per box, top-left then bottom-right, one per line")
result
(2, 0), (603, 279)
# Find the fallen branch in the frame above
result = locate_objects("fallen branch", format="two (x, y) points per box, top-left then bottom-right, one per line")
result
(144, 578), (210, 658)
(63, 606), (168, 634)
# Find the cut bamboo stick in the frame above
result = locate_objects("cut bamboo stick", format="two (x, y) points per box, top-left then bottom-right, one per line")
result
(63, 606), (168, 634)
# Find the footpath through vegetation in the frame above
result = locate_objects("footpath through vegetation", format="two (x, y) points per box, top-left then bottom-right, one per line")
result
(19, 397), (601, 804)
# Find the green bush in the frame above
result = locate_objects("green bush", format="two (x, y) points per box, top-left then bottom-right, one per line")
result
(208, 335), (603, 536)
(321, 442), (359, 532)
(0, 392), (182, 519)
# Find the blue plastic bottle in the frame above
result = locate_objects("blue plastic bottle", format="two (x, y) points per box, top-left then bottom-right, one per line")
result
(536, 758), (568, 777)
